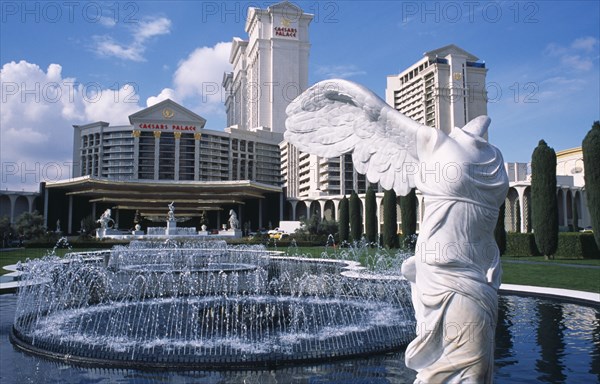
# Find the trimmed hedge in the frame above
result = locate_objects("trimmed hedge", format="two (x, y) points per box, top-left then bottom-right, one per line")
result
(506, 232), (599, 259)
(24, 239), (129, 249)
(506, 233), (540, 256)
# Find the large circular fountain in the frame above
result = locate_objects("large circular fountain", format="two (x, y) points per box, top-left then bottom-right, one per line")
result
(10, 241), (414, 369)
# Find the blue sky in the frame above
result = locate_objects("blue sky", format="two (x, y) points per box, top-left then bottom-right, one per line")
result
(1, 0), (599, 191)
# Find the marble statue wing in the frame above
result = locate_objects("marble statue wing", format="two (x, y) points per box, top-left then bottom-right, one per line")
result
(285, 79), (432, 195)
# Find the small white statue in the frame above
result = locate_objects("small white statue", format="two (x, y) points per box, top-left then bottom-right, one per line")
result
(167, 202), (175, 222)
(228, 209), (239, 230)
(285, 79), (509, 383)
(97, 209), (114, 229)
(55, 219), (61, 233)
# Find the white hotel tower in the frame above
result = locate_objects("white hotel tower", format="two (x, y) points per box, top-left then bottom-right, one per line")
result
(223, 3), (491, 225)
(385, 44), (488, 134)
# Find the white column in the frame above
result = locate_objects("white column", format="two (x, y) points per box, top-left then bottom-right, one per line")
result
(132, 131), (140, 179)
(43, 191), (49, 228)
(561, 188), (568, 227)
(174, 132), (181, 181)
(280, 194), (284, 221)
(194, 133), (201, 180)
(8, 195), (16, 224)
(516, 186), (526, 233)
(154, 131), (161, 180)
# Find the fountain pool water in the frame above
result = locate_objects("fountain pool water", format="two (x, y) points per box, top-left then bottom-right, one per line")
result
(10, 240), (415, 369)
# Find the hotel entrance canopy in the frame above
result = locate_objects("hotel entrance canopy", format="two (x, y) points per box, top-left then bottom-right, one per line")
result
(45, 176), (282, 218)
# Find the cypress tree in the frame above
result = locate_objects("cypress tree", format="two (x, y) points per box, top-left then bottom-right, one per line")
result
(338, 196), (349, 243)
(349, 191), (362, 242)
(583, 121), (600, 247)
(364, 187), (377, 244)
(399, 188), (417, 249)
(383, 189), (399, 249)
(494, 202), (507, 255)
(531, 139), (558, 259)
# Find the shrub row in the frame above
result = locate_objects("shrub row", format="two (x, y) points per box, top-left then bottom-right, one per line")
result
(24, 239), (129, 249)
(505, 232), (599, 259)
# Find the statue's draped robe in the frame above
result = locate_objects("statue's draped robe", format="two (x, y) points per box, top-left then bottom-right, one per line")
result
(403, 127), (509, 383)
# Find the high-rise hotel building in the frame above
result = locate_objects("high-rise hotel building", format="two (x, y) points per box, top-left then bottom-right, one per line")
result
(41, 2), (504, 234)
(386, 44), (488, 134)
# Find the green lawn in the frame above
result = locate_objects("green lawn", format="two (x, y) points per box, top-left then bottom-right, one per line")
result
(2, 247), (599, 294)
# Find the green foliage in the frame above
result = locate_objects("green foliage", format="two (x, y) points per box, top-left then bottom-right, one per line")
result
(555, 232), (600, 259)
(338, 196), (349, 243)
(364, 187), (377, 244)
(531, 139), (558, 257)
(15, 211), (46, 240)
(382, 189), (398, 249)
(79, 214), (98, 238)
(583, 121), (600, 248)
(297, 215), (338, 238)
(495, 203), (507, 255)
(349, 191), (362, 241)
(0, 216), (15, 247)
(506, 232), (540, 256)
(505, 232), (598, 259)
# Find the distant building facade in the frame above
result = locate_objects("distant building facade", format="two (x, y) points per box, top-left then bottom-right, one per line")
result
(0, 190), (40, 224)
(72, 99), (282, 186)
(43, 99), (284, 235)
(386, 44), (488, 134)
(504, 148), (591, 233)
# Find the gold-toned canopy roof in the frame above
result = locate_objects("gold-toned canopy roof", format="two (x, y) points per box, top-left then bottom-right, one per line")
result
(46, 176), (281, 217)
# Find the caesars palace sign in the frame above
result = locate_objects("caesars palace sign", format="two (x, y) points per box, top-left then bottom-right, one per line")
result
(135, 108), (198, 132)
(136, 123), (197, 132)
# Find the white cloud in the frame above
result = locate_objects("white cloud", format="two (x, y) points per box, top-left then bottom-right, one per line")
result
(146, 42), (232, 116)
(93, 16), (171, 62)
(571, 36), (598, 52)
(0, 60), (141, 190)
(545, 36), (599, 72)
(146, 88), (179, 107)
(315, 64), (366, 79)
(1, 41), (234, 190)
(173, 42), (232, 102)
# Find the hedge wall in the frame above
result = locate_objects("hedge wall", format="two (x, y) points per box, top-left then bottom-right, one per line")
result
(506, 232), (599, 259)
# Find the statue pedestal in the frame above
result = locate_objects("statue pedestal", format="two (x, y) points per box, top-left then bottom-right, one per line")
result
(197, 231), (210, 236)
(218, 229), (243, 238)
(132, 230), (144, 236)
(96, 228), (106, 239)
(166, 220), (177, 236)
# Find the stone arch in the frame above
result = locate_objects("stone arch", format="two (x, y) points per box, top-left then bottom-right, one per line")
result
(323, 200), (335, 221)
(14, 195), (29, 220)
(523, 187), (532, 232)
(557, 189), (565, 228)
(309, 200), (321, 219)
(505, 187), (519, 232)
(566, 190), (573, 226)
(0, 195), (11, 220)
(573, 191), (582, 229)
(296, 201), (308, 221)
(284, 201), (294, 220)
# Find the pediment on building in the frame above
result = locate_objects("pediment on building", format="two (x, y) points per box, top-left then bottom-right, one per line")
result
(268, 1), (302, 14)
(128, 99), (207, 128)
(425, 44), (479, 61)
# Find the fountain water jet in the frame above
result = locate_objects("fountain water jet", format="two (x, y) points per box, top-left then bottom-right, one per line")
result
(10, 240), (414, 370)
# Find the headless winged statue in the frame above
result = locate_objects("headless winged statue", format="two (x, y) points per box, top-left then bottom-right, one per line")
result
(285, 79), (509, 384)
